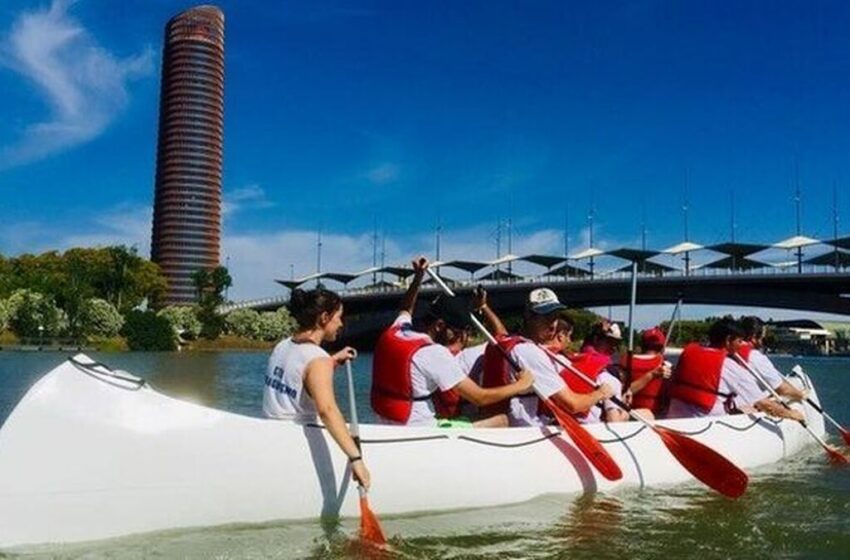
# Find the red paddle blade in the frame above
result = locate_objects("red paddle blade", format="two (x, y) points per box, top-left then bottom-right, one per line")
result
(359, 494), (387, 546)
(840, 427), (850, 448)
(825, 445), (849, 465)
(547, 398), (623, 481)
(654, 426), (748, 498)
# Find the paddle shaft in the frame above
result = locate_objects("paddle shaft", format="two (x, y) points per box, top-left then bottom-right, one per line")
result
(664, 297), (683, 347)
(732, 353), (835, 451)
(344, 360), (366, 498)
(426, 269), (522, 371)
(788, 367), (847, 432)
(345, 360), (361, 444)
(547, 345), (750, 497)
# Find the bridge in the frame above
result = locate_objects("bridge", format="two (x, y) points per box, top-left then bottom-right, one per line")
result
(220, 271), (850, 346)
(217, 233), (850, 344)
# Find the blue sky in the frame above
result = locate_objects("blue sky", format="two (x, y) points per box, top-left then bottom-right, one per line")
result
(1, 0), (850, 317)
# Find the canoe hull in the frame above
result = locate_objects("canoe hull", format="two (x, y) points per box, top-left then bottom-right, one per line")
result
(0, 355), (826, 547)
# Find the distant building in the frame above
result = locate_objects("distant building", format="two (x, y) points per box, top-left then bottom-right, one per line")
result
(768, 319), (850, 355)
(150, 5), (225, 305)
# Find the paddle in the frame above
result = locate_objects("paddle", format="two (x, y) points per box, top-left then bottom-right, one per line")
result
(425, 268), (623, 482)
(547, 348), (749, 498)
(790, 365), (850, 447)
(344, 360), (387, 545)
(732, 354), (849, 464)
(611, 266), (747, 497)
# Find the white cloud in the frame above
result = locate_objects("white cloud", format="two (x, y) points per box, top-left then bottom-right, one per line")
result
(0, 0), (153, 168)
(365, 162), (401, 186)
(222, 184), (275, 217)
(0, 203), (151, 256)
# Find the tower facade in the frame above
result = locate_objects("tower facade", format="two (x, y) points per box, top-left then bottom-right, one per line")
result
(151, 5), (225, 305)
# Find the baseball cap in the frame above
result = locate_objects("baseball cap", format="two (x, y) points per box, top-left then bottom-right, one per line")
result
(427, 296), (474, 330)
(602, 322), (623, 341)
(527, 288), (567, 315)
(641, 327), (666, 348)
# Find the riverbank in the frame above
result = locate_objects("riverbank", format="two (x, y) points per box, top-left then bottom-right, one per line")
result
(0, 331), (275, 353)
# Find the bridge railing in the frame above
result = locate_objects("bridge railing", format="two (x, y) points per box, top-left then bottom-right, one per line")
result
(222, 263), (850, 312)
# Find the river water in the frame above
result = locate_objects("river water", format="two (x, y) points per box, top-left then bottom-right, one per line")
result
(1, 351), (848, 559)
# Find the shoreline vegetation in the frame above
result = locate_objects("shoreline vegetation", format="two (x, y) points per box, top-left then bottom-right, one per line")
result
(0, 246), (294, 353)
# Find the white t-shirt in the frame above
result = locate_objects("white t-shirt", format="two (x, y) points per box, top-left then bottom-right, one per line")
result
(748, 349), (784, 390)
(456, 342), (486, 383)
(377, 313), (466, 426)
(667, 356), (769, 418)
(577, 371), (622, 424)
(505, 342), (566, 427)
(263, 337), (330, 422)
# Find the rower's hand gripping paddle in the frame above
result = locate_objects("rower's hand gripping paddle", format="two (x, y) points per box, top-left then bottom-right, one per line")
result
(732, 354), (848, 465)
(425, 268), (623, 482)
(545, 349), (749, 498)
(790, 365), (850, 449)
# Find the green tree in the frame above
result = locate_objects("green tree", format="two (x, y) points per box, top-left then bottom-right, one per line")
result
(79, 298), (124, 338)
(122, 310), (177, 351)
(158, 305), (202, 340)
(191, 265), (233, 339)
(660, 319), (712, 345)
(0, 297), (10, 331)
(0, 247), (167, 312)
(225, 308), (261, 338)
(256, 307), (296, 341)
(7, 289), (67, 337)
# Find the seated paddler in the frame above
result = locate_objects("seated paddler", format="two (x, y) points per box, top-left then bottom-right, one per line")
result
(542, 314), (630, 423)
(739, 316), (807, 402)
(370, 257), (533, 427)
(263, 288), (371, 489)
(478, 288), (615, 427)
(666, 318), (804, 421)
(624, 327), (673, 418)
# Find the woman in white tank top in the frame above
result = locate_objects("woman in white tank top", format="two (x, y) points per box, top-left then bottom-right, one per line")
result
(263, 288), (371, 489)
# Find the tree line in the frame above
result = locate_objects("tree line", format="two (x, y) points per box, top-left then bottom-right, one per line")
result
(0, 246), (295, 350)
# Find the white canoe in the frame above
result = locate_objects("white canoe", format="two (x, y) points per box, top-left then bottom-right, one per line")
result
(0, 354), (826, 548)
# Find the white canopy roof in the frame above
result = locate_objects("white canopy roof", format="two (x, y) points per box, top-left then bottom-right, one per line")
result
(488, 254), (521, 266)
(772, 235), (820, 250)
(662, 241), (704, 255)
(569, 247), (605, 260)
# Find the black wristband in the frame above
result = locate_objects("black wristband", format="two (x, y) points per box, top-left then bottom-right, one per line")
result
(348, 455), (362, 464)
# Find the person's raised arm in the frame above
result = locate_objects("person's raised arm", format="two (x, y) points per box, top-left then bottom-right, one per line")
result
(303, 356), (371, 489)
(473, 286), (508, 337)
(399, 257), (429, 316)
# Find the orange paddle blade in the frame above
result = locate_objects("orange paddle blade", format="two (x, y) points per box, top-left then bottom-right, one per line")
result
(546, 398), (623, 481)
(359, 494), (387, 545)
(654, 426), (748, 498)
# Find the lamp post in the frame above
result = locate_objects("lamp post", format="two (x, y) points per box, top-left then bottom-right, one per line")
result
(38, 324), (44, 350)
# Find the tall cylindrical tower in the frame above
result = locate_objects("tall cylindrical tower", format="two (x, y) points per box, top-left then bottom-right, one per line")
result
(151, 5), (224, 305)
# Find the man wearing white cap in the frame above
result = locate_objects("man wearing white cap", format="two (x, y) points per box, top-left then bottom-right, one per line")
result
(479, 288), (615, 426)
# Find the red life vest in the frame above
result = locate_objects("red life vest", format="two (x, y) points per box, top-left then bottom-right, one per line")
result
(371, 325), (435, 423)
(621, 353), (665, 413)
(738, 342), (753, 362)
(556, 352), (609, 418)
(669, 343), (728, 413)
(479, 335), (526, 416)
